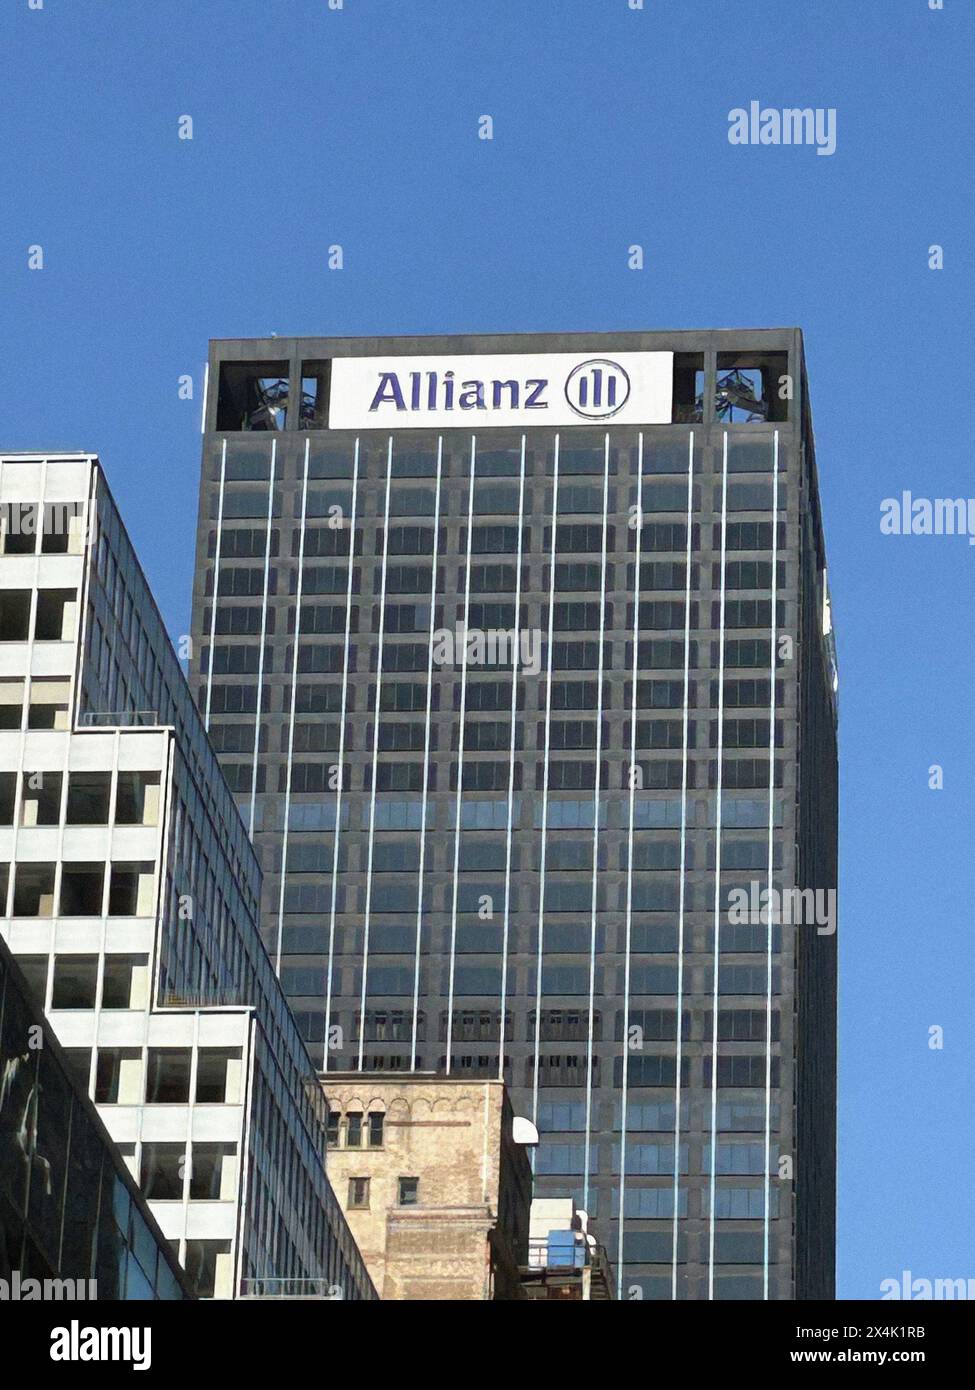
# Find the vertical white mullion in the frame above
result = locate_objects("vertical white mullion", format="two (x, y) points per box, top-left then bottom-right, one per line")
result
(248, 439), (276, 839)
(204, 439), (227, 730)
(531, 436), (560, 1123)
(445, 437), (477, 1073)
(498, 435), (527, 1080)
(616, 434), (644, 1295)
(763, 430), (780, 1296)
(672, 430), (695, 1297)
(274, 440), (309, 973)
(322, 440), (361, 1075)
(582, 434), (611, 1214)
(707, 433), (729, 1299)
(357, 439), (394, 1070)
(9, 461), (47, 929)
(410, 438), (443, 1070)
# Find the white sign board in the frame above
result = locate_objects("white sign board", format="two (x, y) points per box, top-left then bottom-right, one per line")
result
(327, 351), (673, 430)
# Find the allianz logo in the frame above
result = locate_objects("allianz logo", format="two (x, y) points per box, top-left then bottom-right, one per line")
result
(367, 358), (631, 420)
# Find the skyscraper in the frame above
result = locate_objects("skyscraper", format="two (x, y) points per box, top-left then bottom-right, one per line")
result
(0, 452), (375, 1301)
(190, 329), (838, 1300)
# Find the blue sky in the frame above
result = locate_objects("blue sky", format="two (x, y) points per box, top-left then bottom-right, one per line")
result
(2, 0), (972, 1298)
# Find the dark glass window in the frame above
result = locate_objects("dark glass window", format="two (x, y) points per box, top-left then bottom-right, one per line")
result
(140, 1143), (185, 1200)
(66, 772), (111, 824)
(51, 955), (98, 1009)
(145, 1049), (192, 1103)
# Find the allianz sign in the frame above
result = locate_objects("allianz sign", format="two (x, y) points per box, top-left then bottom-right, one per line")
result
(327, 350), (674, 431)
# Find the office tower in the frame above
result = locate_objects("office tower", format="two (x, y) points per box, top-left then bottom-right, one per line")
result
(190, 330), (838, 1300)
(0, 935), (193, 1300)
(0, 453), (374, 1300)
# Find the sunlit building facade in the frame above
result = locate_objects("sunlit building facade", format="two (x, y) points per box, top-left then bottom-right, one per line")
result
(0, 453), (374, 1300)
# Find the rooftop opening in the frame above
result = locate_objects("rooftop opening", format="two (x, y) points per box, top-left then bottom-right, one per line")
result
(715, 351), (790, 423)
(299, 360), (329, 429)
(672, 353), (705, 424)
(216, 360), (291, 431)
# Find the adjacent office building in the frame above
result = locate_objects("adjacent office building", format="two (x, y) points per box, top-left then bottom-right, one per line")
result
(190, 330), (839, 1300)
(0, 453), (375, 1300)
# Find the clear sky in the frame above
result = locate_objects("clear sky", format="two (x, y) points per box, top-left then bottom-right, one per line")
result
(3, 0), (972, 1299)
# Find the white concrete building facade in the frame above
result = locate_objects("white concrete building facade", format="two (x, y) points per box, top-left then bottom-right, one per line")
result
(0, 453), (374, 1300)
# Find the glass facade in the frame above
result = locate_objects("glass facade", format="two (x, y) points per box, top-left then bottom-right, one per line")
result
(0, 935), (190, 1299)
(190, 330), (838, 1300)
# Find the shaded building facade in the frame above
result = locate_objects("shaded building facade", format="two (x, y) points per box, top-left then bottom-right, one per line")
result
(0, 932), (192, 1299)
(189, 330), (838, 1299)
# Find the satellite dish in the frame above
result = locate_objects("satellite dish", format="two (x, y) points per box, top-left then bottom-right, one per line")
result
(512, 1116), (539, 1146)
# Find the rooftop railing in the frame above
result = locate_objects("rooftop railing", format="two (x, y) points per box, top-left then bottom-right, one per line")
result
(238, 1278), (347, 1300)
(81, 709), (160, 728)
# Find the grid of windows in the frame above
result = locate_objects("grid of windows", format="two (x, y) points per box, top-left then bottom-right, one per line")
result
(191, 332), (837, 1302)
(0, 453), (375, 1302)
